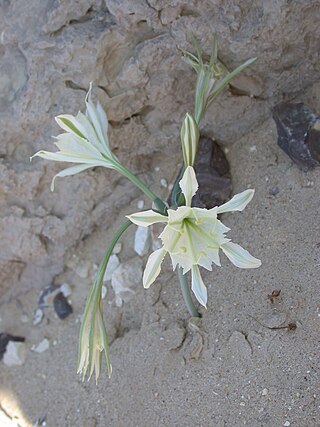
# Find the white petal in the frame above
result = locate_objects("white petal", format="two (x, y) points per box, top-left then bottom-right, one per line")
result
(54, 133), (102, 158)
(143, 248), (167, 288)
(191, 266), (207, 307)
(31, 150), (109, 166)
(217, 189), (254, 214)
(221, 241), (261, 268)
(126, 210), (168, 227)
(50, 164), (94, 191)
(55, 114), (87, 140)
(167, 206), (192, 225)
(179, 166), (198, 207)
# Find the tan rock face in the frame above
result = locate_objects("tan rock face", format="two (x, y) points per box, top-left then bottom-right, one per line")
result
(0, 0), (319, 299)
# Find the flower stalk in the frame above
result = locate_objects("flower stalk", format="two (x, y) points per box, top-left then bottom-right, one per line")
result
(78, 219), (132, 383)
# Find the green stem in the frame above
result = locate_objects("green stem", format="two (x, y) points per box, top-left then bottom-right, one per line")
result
(96, 219), (133, 286)
(115, 163), (167, 215)
(178, 267), (200, 317)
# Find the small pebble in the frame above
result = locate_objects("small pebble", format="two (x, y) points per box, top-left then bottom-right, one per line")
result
(75, 263), (90, 279)
(283, 421), (290, 427)
(38, 285), (60, 307)
(3, 341), (27, 366)
(134, 226), (151, 256)
(160, 178), (167, 188)
(137, 200), (144, 209)
(20, 314), (29, 324)
(60, 283), (72, 297)
(103, 254), (120, 281)
(32, 338), (50, 353)
(269, 186), (279, 196)
(262, 388), (268, 396)
(112, 242), (122, 255)
(101, 285), (107, 300)
(155, 166), (160, 172)
(53, 292), (73, 319)
(33, 308), (44, 326)
(249, 145), (257, 152)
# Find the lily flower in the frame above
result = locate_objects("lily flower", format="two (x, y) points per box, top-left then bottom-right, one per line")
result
(31, 83), (121, 191)
(127, 166), (261, 307)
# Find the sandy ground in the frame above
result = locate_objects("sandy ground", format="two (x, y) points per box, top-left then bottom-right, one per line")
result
(1, 108), (320, 427)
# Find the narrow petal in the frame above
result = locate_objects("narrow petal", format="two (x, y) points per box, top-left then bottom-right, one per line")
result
(179, 166), (198, 207)
(50, 164), (94, 191)
(126, 210), (168, 227)
(221, 241), (261, 268)
(191, 265), (207, 307)
(143, 248), (167, 288)
(54, 132), (102, 157)
(55, 114), (87, 139)
(217, 189), (254, 214)
(31, 150), (111, 168)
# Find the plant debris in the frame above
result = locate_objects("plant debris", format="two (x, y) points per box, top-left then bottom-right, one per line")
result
(267, 289), (281, 303)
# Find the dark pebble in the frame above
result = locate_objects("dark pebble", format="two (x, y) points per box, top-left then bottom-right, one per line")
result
(53, 292), (73, 319)
(269, 186), (279, 196)
(272, 102), (320, 171)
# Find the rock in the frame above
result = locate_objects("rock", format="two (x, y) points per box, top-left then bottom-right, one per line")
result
(103, 254), (120, 282)
(269, 186), (279, 196)
(101, 285), (107, 300)
(60, 283), (72, 297)
(33, 308), (44, 326)
(272, 103), (320, 171)
(38, 285), (61, 308)
(193, 137), (232, 208)
(134, 226), (151, 256)
(111, 258), (143, 307)
(137, 200), (145, 209)
(75, 262), (91, 279)
(0, 333), (25, 360)
(112, 243), (122, 255)
(32, 338), (50, 353)
(53, 292), (73, 319)
(3, 341), (27, 366)
(160, 178), (168, 188)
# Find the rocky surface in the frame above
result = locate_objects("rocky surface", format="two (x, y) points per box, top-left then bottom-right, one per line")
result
(1, 0), (320, 300)
(1, 1), (320, 426)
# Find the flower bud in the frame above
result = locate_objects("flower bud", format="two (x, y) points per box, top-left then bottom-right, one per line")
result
(181, 113), (199, 167)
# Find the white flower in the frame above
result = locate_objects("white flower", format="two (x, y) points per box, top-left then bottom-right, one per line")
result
(31, 83), (120, 190)
(127, 166), (261, 307)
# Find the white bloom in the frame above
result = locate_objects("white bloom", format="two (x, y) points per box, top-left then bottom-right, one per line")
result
(127, 166), (261, 307)
(31, 83), (120, 190)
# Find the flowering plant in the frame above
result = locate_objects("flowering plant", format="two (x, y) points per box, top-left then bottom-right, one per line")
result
(32, 35), (260, 382)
